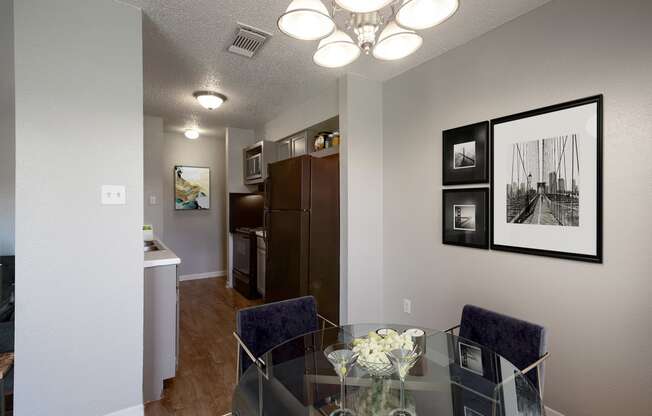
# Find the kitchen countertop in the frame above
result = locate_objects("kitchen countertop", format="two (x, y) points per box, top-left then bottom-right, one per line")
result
(144, 239), (181, 269)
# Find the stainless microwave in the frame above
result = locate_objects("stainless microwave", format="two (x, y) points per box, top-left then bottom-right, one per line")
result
(243, 141), (272, 185)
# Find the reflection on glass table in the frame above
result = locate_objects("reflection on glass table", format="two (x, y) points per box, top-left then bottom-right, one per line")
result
(232, 323), (544, 416)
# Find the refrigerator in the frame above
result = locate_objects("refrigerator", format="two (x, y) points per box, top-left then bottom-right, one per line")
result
(265, 154), (340, 324)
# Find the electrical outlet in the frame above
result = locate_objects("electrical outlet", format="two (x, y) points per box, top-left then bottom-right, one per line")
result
(149, 194), (157, 205)
(101, 185), (126, 205)
(403, 298), (412, 314)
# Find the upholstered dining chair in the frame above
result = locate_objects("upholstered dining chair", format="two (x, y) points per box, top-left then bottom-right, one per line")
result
(446, 304), (550, 396)
(233, 295), (337, 382)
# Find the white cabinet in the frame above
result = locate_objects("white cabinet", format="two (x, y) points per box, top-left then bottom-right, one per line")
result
(143, 264), (178, 402)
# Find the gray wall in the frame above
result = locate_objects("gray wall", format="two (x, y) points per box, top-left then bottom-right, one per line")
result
(0, 0), (15, 255)
(381, 1), (652, 415)
(144, 124), (227, 278)
(144, 116), (165, 238)
(13, 1), (144, 414)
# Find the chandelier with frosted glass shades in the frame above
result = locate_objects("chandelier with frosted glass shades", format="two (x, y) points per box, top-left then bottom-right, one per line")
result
(277, 0), (459, 68)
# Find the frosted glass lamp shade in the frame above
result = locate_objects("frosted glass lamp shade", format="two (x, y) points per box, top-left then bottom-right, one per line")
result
(396, 0), (459, 30)
(193, 91), (227, 110)
(372, 21), (423, 61)
(278, 0), (336, 40)
(334, 0), (394, 13)
(313, 30), (361, 68)
(184, 129), (200, 140)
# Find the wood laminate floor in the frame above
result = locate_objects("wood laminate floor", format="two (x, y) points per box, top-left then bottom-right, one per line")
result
(145, 277), (261, 416)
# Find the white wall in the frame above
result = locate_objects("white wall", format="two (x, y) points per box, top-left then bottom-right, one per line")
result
(261, 81), (339, 142)
(0, 0), (15, 255)
(13, 1), (144, 415)
(339, 74), (384, 323)
(382, 1), (652, 415)
(144, 116), (165, 238)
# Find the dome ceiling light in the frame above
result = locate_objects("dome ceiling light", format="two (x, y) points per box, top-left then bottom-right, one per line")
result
(278, 0), (458, 68)
(193, 91), (227, 110)
(184, 129), (200, 140)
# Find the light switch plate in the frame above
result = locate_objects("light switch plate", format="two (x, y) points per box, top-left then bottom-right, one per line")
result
(403, 299), (412, 314)
(102, 185), (126, 205)
(149, 194), (157, 205)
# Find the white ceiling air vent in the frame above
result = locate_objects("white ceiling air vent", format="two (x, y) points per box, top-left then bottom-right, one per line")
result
(228, 23), (272, 58)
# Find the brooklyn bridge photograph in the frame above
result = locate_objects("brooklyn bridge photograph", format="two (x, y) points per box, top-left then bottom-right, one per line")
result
(505, 134), (580, 226)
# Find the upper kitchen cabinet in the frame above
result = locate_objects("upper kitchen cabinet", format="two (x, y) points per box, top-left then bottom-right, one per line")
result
(243, 141), (275, 185)
(275, 116), (340, 162)
(277, 131), (308, 161)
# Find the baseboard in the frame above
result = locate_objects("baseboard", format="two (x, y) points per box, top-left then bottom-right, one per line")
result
(179, 270), (226, 281)
(104, 404), (144, 416)
(545, 406), (565, 416)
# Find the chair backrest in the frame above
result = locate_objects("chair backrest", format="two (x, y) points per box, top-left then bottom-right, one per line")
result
(236, 296), (319, 375)
(459, 305), (547, 391)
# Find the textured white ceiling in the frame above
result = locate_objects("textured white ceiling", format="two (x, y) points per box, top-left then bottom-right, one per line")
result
(123, 0), (550, 134)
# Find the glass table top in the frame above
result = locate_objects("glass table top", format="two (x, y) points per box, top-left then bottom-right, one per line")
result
(232, 324), (544, 416)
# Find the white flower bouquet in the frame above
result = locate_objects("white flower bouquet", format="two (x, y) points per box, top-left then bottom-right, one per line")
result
(352, 329), (414, 377)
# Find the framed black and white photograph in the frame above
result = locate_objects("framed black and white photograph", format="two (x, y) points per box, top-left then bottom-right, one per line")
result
(459, 342), (484, 376)
(443, 121), (489, 185)
(443, 188), (489, 249)
(491, 95), (603, 262)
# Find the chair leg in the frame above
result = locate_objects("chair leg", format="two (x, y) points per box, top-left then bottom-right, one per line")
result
(0, 379), (5, 416)
(235, 346), (240, 383)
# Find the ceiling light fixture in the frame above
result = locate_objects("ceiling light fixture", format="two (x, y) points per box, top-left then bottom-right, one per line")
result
(373, 20), (422, 60)
(278, 0), (458, 68)
(277, 0), (336, 41)
(334, 0), (393, 13)
(396, 0), (459, 30)
(313, 30), (361, 68)
(184, 129), (200, 140)
(193, 91), (227, 110)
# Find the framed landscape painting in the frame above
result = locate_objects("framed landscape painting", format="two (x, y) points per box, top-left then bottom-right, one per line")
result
(443, 188), (489, 249)
(175, 166), (210, 210)
(443, 121), (489, 185)
(491, 95), (603, 262)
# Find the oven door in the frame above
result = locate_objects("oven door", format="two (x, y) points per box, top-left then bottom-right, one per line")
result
(233, 232), (250, 275)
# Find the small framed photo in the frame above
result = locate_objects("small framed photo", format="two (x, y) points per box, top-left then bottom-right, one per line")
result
(443, 188), (489, 249)
(459, 342), (484, 376)
(443, 121), (489, 185)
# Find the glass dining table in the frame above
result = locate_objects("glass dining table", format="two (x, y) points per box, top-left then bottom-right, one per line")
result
(232, 324), (544, 416)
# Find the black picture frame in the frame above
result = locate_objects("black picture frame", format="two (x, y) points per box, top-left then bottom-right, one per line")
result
(442, 188), (489, 249)
(490, 95), (603, 263)
(442, 121), (489, 185)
